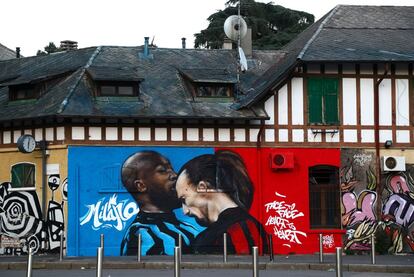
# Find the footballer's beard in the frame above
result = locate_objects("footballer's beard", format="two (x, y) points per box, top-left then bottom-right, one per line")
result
(147, 187), (181, 212)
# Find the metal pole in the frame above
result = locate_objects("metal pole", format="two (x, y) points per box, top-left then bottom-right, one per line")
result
(174, 246), (181, 277)
(59, 231), (64, 261)
(223, 233), (228, 263)
(26, 247), (33, 277)
(178, 233), (182, 262)
(371, 234), (376, 265)
(319, 233), (323, 263)
(252, 246), (259, 277)
(335, 247), (343, 277)
(96, 247), (103, 277)
(268, 234), (274, 262)
(100, 234), (104, 249)
(137, 233), (142, 262)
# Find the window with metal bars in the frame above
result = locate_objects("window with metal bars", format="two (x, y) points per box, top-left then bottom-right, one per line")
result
(309, 165), (340, 229)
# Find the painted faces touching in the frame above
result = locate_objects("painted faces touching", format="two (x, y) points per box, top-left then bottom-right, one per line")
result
(139, 154), (180, 211)
(176, 170), (210, 226)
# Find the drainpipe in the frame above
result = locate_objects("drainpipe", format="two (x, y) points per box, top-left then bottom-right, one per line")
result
(256, 122), (265, 254)
(374, 63), (389, 218)
(38, 140), (49, 220)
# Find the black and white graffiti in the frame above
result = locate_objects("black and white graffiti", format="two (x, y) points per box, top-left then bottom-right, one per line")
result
(0, 174), (67, 255)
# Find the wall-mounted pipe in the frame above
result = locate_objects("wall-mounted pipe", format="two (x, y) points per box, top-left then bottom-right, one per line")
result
(374, 63), (389, 218)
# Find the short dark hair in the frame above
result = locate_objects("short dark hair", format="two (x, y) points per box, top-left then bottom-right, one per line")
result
(178, 150), (253, 210)
(121, 151), (163, 193)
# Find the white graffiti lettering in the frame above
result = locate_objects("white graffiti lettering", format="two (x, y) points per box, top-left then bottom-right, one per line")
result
(352, 153), (372, 167)
(273, 226), (307, 244)
(323, 234), (334, 248)
(265, 192), (307, 246)
(80, 194), (139, 231)
(264, 201), (304, 219)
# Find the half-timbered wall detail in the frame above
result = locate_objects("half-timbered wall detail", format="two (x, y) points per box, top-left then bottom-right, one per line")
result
(261, 63), (413, 147)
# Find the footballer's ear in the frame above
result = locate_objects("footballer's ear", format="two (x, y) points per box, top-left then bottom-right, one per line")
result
(196, 181), (209, 192)
(134, 179), (147, 193)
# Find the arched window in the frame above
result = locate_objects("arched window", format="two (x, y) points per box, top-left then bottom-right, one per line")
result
(11, 163), (35, 188)
(309, 165), (340, 229)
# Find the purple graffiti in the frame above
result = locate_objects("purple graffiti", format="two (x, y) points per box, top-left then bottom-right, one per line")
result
(383, 194), (414, 228)
(342, 191), (376, 226)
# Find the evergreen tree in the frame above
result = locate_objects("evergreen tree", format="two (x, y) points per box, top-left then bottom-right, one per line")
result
(194, 0), (314, 50)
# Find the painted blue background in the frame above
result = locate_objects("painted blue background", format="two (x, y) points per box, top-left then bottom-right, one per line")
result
(68, 146), (212, 256)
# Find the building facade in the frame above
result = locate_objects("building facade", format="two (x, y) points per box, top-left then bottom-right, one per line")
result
(0, 5), (413, 256)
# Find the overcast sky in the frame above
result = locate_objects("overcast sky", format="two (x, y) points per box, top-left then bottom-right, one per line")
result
(1, 0), (413, 57)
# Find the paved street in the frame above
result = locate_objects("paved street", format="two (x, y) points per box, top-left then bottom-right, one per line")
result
(1, 269), (413, 277)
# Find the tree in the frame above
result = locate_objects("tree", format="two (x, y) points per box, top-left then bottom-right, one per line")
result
(194, 0), (314, 50)
(36, 42), (62, 56)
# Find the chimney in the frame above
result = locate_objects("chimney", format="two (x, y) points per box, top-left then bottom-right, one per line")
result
(16, 47), (20, 58)
(181, 38), (186, 49)
(241, 28), (252, 57)
(223, 38), (233, 49)
(60, 40), (78, 51)
(144, 37), (150, 56)
(139, 37), (153, 59)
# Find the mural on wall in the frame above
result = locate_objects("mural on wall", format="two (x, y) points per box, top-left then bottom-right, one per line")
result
(264, 192), (306, 248)
(341, 149), (414, 254)
(69, 147), (269, 256)
(382, 171), (414, 253)
(0, 169), (67, 255)
(341, 149), (379, 251)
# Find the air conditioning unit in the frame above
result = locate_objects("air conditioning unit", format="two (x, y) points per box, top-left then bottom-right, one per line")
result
(382, 156), (406, 172)
(270, 152), (294, 170)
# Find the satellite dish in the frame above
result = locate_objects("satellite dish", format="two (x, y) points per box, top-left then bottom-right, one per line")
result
(238, 47), (248, 72)
(224, 15), (247, 41)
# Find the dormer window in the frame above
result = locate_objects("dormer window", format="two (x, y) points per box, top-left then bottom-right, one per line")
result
(195, 83), (233, 97)
(98, 81), (138, 96)
(9, 84), (40, 101)
(86, 66), (143, 98)
(179, 68), (237, 99)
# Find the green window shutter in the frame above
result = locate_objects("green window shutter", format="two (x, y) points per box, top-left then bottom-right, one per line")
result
(307, 78), (323, 124)
(323, 78), (339, 124)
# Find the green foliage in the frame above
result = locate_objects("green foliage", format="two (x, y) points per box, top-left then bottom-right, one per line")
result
(36, 42), (63, 56)
(367, 166), (377, 191)
(194, 0), (314, 49)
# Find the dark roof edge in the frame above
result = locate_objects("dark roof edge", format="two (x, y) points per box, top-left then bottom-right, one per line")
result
(234, 60), (300, 110)
(0, 114), (269, 125)
(297, 5), (340, 60)
(56, 46), (102, 114)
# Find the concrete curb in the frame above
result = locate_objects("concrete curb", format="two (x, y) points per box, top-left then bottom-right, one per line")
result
(0, 261), (413, 274)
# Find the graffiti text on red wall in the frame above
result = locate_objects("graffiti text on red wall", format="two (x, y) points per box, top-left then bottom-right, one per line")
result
(264, 192), (306, 247)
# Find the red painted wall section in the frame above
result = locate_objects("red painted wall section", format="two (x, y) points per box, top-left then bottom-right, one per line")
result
(220, 147), (344, 255)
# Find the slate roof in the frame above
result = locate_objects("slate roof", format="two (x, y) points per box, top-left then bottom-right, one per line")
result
(236, 5), (414, 108)
(0, 46), (282, 123)
(0, 43), (16, 61)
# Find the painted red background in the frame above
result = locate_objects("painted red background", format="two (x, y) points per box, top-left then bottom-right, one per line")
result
(219, 147), (344, 254)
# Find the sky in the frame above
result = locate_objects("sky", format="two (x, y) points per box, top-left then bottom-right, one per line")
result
(1, 0), (413, 57)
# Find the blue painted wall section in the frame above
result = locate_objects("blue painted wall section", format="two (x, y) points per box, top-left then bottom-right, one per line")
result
(67, 146), (211, 256)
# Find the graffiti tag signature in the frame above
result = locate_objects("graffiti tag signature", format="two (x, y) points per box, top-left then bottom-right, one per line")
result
(80, 194), (139, 231)
(352, 153), (372, 167)
(264, 192), (306, 245)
